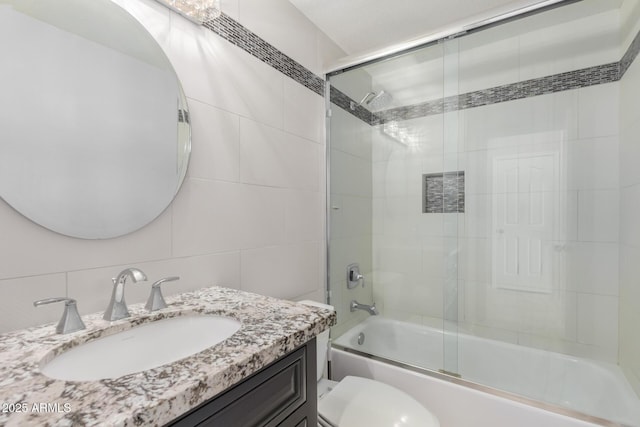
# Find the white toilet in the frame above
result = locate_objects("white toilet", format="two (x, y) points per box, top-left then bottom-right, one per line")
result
(300, 301), (440, 427)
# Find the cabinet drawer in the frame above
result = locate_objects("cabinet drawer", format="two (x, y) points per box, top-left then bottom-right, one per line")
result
(169, 345), (309, 427)
(202, 352), (305, 426)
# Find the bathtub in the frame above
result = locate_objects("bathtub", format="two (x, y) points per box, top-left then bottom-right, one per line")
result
(332, 317), (640, 426)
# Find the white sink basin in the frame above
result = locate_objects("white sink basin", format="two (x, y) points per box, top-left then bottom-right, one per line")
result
(40, 315), (241, 381)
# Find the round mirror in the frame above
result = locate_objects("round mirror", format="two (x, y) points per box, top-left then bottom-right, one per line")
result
(0, 0), (190, 239)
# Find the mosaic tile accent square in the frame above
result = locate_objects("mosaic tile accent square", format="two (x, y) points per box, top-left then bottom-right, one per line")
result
(423, 172), (465, 214)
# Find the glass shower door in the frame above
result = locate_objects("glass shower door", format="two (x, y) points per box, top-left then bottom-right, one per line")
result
(441, 36), (461, 378)
(327, 39), (459, 376)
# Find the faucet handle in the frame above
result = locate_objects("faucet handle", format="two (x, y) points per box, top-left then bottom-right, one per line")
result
(33, 297), (86, 334)
(145, 276), (179, 312)
(347, 263), (365, 289)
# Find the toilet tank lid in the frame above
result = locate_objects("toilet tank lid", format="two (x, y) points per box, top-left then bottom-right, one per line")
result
(298, 300), (334, 311)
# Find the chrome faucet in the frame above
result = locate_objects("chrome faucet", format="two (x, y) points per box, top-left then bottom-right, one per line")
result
(33, 297), (86, 334)
(350, 300), (379, 315)
(104, 268), (147, 321)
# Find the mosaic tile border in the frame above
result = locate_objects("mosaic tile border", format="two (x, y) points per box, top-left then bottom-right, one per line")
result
(329, 87), (375, 123)
(336, 29), (640, 126)
(200, 11), (640, 127)
(205, 13), (324, 96)
(370, 62), (621, 125)
(620, 25), (640, 78)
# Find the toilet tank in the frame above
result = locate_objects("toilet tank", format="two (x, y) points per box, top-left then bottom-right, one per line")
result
(298, 300), (333, 382)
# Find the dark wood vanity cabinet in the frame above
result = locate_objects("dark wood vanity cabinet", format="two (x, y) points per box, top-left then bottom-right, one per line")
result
(167, 338), (317, 427)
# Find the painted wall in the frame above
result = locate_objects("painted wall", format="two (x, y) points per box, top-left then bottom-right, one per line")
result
(619, 0), (640, 399)
(0, 0), (343, 332)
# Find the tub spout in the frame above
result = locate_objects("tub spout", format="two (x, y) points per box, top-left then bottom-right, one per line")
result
(350, 300), (379, 315)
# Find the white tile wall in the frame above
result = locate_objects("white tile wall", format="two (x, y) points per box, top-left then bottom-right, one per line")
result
(284, 190), (323, 243)
(0, 0), (341, 332)
(619, 10), (640, 397)
(237, 185), (286, 249)
(565, 242), (619, 296)
(240, 242), (320, 299)
(187, 99), (240, 182)
(577, 189), (620, 242)
(578, 82), (620, 139)
(330, 149), (372, 197)
(462, 90), (579, 152)
(620, 245), (640, 394)
(458, 28), (520, 94)
(456, 5), (620, 93)
(240, 118), (320, 190)
(0, 274), (67, 332)
(620, 120), (640, 187)
(331, 107), (372, 161)
(518, 8), (620, 81)
(0, 198), (173, 279)
(369, 47), (621, 364)
(329, 236), (373, 286)
(576, 293), (619, 354)
(461, 81), (619, 360)
(171, 179), (242, 256)
(620, 184), (640, 248)
(330, 196), (372, 239)
(283, 78), (325, 144)
(567, 136), (619, 190)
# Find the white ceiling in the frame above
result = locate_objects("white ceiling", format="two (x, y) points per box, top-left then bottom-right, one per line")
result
(289, 0), (561, 56)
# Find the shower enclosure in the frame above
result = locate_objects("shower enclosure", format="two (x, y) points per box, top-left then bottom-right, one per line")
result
(326, 0), (640, 425)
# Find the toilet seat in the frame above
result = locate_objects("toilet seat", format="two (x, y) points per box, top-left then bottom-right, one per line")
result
(318, 376), (440, 427)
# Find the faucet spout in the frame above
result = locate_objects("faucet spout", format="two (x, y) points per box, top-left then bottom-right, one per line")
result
(350, 300), (379, 316)
(104, 268), (147, 321)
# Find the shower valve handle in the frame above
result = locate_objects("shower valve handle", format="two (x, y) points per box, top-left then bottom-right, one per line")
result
(347, 264), (364, 289)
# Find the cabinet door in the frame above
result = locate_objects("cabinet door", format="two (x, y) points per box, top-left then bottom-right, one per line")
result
(168, 339), (316, 427)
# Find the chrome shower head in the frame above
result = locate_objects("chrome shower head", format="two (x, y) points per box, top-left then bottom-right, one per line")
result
(366, 90), (392, 111)
(358, 91), (376, 105)
(350, 90), (393, 111)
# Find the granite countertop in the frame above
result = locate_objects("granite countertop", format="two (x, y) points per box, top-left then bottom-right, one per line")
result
(0, 286), (336, 426)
